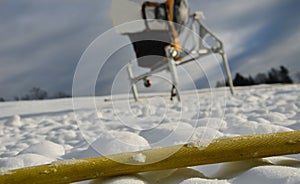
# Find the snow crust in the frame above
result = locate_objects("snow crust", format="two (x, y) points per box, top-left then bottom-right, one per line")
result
(132, 153), (146, 163)
(0, 84), (300, 183)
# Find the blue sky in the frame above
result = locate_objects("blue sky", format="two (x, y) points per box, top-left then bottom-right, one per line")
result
(0, 0), (300, 99)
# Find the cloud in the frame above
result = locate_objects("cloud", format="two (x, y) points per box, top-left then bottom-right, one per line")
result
(236, 24), (300, 76)
(0, 0), (111, 98)
(227, 0), (300, 76)
(188, 0), (300, 79)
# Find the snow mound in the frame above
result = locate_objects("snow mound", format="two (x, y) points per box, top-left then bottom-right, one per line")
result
(92, 175), (147, 184)
(195, 118), (227, 130)
(16, 153), (55, 167)
(79, 131), (150, 158)
(180, 178), (230, 184)
(140, 122), (194, 146)
(18, 141), (65, 158)
(0, 157), (24, 170)
(152, 168), (206, 183)
(231, 165), (300, 184)
(192, 127), (224, 142)
(5, 115), (22, 127)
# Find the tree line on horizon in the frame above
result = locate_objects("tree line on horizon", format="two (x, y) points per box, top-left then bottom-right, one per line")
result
(0, 87), (71, 102)
(217, 65), (297, 87)
(0, 65), (299, 102)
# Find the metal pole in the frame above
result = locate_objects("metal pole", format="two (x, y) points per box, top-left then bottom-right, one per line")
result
(1, 131), (300, 184)
(166, 47), (181, 102)
(127, 63), (139, 101)
(221, 52), (234, 95)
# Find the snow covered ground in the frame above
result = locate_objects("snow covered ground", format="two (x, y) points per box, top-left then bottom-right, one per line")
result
(0, 84), (300, 183)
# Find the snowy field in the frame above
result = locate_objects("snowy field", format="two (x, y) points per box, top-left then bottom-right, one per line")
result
(1, 84), (300, 183)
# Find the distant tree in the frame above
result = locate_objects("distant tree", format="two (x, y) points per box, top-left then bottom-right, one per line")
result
(267, 68), (280, 84)
(279, 66), (293, 83)
(0, 97), (5, 102)
(255, 73), (268, 84)
(21, 94), (31, 101)
(296, 72), (300, 83)
(233, 73), (250, 86)
(248, 75), (256, 85)
(53, 92), (71, 99)
(266, 66), (293, 84)
(29, 87), (48, 100)
(215, 81), (226, 87)
(222, 65), (294, 88)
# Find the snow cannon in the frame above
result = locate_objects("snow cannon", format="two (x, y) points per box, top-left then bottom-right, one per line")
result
(111, 0), (234, 101)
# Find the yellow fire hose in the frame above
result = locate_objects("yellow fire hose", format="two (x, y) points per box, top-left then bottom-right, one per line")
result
(1, 130), (300, 184)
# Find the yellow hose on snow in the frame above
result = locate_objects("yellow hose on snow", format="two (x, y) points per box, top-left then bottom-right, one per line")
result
(1, 130), (300, 184)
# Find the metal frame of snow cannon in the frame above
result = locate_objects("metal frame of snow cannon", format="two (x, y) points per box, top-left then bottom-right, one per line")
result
(127, 12), (234, 102)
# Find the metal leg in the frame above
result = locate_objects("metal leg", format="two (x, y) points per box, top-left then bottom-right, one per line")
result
(221, 52), (234, 95)
(196, 18), (234, 96)
(170, 85), (177, 101)
(127, 63), (139, 102)
(166, 48), (181, 102)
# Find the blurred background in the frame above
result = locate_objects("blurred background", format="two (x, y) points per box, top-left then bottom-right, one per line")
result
(0, 0), (300, 101)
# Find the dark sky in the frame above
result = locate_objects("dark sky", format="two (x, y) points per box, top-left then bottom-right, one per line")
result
(1, 0), (300, 99)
